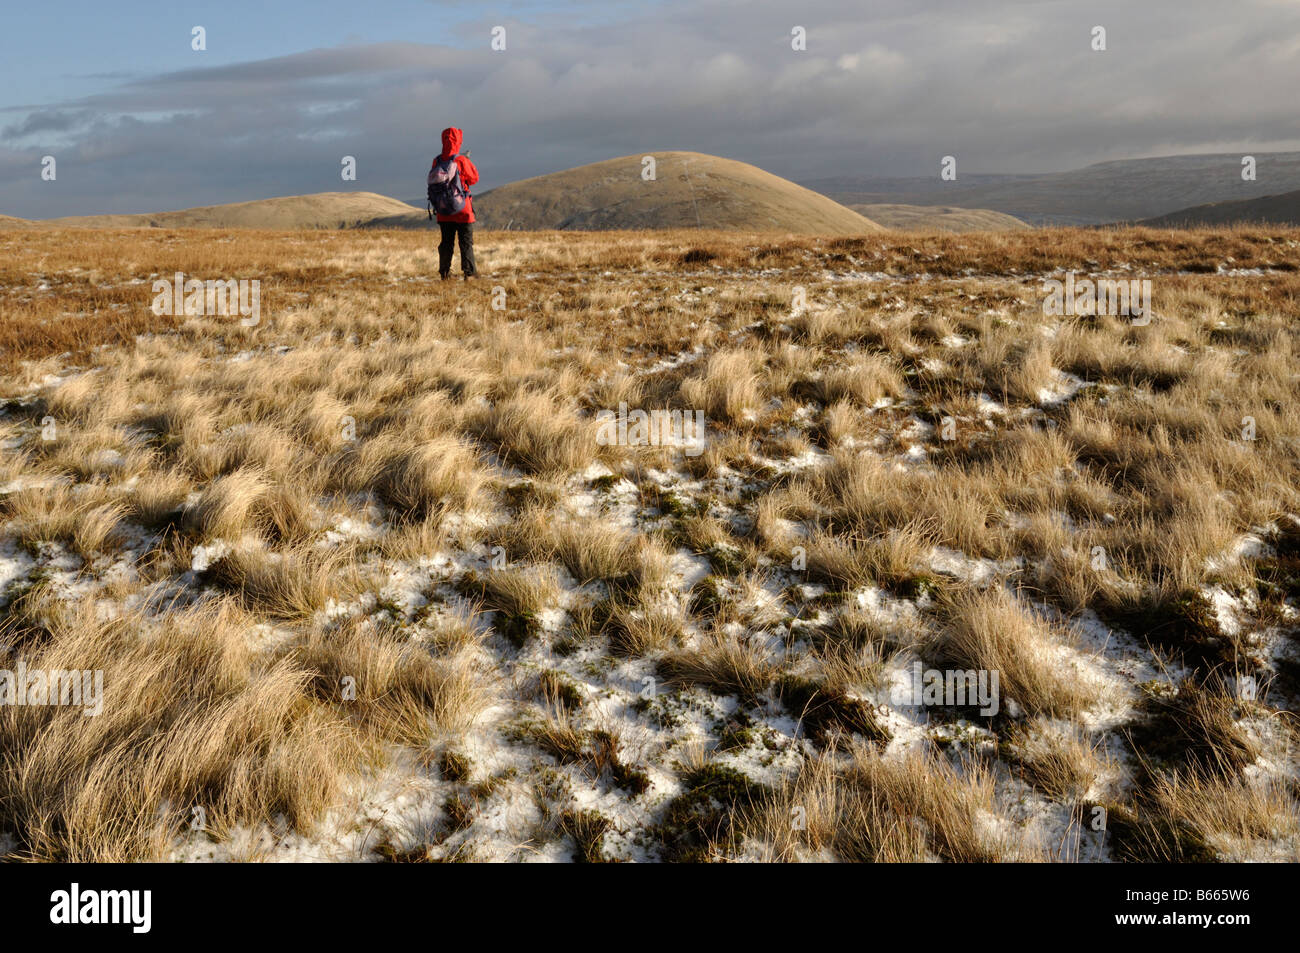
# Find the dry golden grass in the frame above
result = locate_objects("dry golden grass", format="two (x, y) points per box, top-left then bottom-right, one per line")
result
(348, 432), (487, 520)
(1009, 720), (1109, 802)
(200, 543), (367, 621)
(804, 523), (932, 591)
(679, 348), (765, 424)
(933, 587), (1101, 718)
(2, 224), (1298, 862)
(604, 602), (687, 656)
(1150, 771), (1299, 860)
(470, 389), (599, 475)
(10, 484), (125, 559)
(474, 565), (561, 621)
(296, 616), (489, 744)
(182, 468), (271, 540)
(659, 627), (778, 701)
(746, 746), (1028, 862)
(0, 601), (357, 861)
(495, 505), (643, 584)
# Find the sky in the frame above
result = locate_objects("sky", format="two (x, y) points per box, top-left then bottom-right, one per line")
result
(2, 0), (1299, 218)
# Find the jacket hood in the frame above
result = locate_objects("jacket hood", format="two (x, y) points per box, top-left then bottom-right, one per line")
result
(440, 127), (462, 158)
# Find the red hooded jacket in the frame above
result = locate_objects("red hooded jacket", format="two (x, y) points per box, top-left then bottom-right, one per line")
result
(434, 127), (479, 224)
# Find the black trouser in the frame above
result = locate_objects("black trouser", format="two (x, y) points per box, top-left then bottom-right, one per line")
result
(438, 221), (475, 276)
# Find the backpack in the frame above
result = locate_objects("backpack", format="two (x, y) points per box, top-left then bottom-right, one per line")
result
(427, 154), (468, 218)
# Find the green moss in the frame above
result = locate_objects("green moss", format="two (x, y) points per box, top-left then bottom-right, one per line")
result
(1136, 679), (1177, 701)
(654, 765), (771, 862)
(18, 536), (50, 559)
(804, 589), (854, 609)
(373, 595), (408, 619)
(707, 542), (745, 577)
(633, 685), (716, 732)
(658, 491), (704, 520)
(586, 728), (651, 796)
(496, 610), (540, 648)
(774, 670), (889, 748)
(717, 713), (758, 752)
(688, 575), (728, 621)
(777, 674), (891, 747)
(501, 480), (539, 512)
(610, 759), (652, 796)
(896, 573), (943, 600)
(452, 569), (482, 599)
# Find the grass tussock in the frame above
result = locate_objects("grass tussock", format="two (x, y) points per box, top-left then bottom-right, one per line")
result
(470, 389), (599, 475)
(199, 544), (366, 621)
(296, 617), (488, 742)
(746, 747), (1025, 862)
(0, 602), (358, 861)
(933, 587), (1102, 718)
(658, 628), (778, 701)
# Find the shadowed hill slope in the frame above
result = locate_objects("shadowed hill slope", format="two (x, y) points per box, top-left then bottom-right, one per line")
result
(1137, 189), (1300, 227)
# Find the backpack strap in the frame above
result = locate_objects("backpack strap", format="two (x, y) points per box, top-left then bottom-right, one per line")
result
(445, 155), (465, 194)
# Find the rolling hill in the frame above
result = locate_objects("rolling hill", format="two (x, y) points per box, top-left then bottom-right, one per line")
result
(0, 214), (42, 229)
(472, 151), (882, 233)
(1137, 189), (1300, 227)
(850, 204), (1028, 232)
(16, 192), (427, 230)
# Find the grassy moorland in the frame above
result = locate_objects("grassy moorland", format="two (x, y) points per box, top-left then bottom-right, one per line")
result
(0, 225), (1297, 861)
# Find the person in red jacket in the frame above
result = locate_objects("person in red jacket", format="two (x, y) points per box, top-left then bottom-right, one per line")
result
(430, 127), (480, 279)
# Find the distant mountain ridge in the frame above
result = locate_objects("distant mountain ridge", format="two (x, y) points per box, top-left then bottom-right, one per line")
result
(804, 152), (1300, 226)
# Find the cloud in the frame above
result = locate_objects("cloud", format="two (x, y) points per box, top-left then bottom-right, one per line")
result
(2, 0), (1298, 218)
(2, 109), (93, 140)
